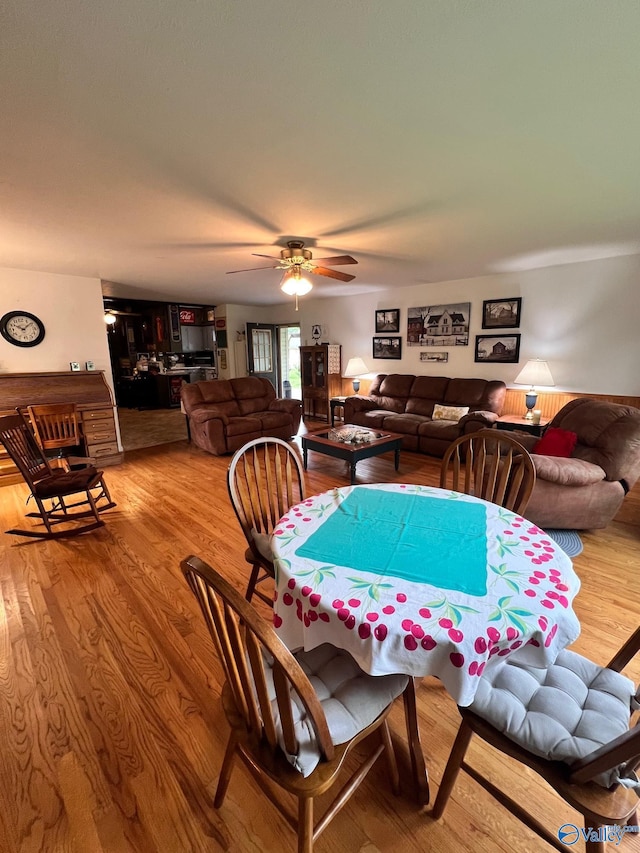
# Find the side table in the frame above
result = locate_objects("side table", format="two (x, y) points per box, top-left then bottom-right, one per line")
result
(329, 396), (347, 427)
(496, 414), (549, 437)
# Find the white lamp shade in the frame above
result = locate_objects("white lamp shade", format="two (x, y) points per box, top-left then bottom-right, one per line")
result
(514, 359), (555, 387)
(344, 357), (369, 377)
(281, 275), (313, 296)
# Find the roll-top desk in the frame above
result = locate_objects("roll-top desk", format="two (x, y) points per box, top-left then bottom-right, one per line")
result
(0, 371), (123, 487)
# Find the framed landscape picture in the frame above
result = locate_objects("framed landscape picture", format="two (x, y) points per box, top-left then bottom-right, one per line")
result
(372, 336), (402, 359)
(482, 297), (522, 329)
(375, 309), (400, 333)
(420, 351), (448, 363)
(474, 334), (521, 363)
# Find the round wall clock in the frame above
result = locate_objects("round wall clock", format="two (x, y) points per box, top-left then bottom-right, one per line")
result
(0, 311), (46, 347)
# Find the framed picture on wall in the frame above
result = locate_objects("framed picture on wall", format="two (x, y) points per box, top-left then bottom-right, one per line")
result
(375, 309), (400, 333)
(481, 297), (522, 329)
(474, 334), (521, 363)
(372, 336), (402, 359)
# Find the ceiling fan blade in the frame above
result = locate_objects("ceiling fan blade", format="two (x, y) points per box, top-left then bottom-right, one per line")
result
(311, 266), (356, 282)
(252, 253), (284, 260)
(312, 255), (358, 266)
(226, 265), (279, 274)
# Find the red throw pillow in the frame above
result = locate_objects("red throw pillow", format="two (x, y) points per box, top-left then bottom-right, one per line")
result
(533, 427), (578, 458)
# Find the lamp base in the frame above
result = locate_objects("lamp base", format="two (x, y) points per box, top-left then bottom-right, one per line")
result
(524, 390), (538, 419)
(352, 379), (361, 393)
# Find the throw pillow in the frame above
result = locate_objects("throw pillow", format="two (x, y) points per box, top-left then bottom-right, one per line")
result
(432, 403), (470, 422)
(533, 427), (578, 458)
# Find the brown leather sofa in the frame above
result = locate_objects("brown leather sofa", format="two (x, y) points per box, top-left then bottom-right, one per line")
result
(182, 377), (302, 455)
(343, 374), (506, 456)
(502, 398), (640, 530)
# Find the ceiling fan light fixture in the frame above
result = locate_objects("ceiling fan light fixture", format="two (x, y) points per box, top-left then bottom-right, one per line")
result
(280, 272), (313, 297)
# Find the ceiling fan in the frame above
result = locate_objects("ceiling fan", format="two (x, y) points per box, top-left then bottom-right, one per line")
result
(226, 240), (358, 308)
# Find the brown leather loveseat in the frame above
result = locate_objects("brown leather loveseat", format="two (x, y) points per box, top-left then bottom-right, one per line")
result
(182, 377), (302, 456)
(343, 374), (506, 457)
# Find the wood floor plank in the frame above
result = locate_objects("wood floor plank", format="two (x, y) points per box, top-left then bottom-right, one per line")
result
(1, 427), (639, 851)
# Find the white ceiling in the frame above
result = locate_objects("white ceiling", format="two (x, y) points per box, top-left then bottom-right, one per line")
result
(2, 1), (640, 306)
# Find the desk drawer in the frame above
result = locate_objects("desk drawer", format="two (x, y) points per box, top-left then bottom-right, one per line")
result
(87, 441), (120, 458)
(83, 422), (117, 442)
(82, 409), (113, 423)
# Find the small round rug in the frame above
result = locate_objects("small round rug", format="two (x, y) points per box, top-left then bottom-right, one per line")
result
(543, 529), (583, 558)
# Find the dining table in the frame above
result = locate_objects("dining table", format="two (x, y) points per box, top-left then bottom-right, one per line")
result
(270, 482), (581, 805)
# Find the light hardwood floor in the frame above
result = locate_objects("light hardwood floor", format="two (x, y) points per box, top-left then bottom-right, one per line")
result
(1, 428), (639, 853)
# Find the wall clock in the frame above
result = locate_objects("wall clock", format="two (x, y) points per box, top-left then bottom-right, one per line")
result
(0, 311), (46, 347)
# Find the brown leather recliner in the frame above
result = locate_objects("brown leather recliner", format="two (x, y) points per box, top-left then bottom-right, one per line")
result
(505, 398), (640, 530)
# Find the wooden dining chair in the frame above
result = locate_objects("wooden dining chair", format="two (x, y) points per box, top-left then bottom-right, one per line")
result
(182, 554), (412, 853)
(440, 429), (536, 515)
(0, 413), (115, 539)
(227, 437), (307, 605)
(24, 402), (94, 470)
(433, 626), (640, 852)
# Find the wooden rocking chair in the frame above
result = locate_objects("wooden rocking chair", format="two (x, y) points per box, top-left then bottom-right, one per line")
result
(0, 413), (116, 539)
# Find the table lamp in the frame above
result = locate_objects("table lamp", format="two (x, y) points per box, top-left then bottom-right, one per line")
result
(514, 359), (555, 419)
(344, 357), (369, 393)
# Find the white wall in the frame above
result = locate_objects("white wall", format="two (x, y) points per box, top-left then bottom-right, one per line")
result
(270, 254), (640, 395)
(0, 267), (121, 442)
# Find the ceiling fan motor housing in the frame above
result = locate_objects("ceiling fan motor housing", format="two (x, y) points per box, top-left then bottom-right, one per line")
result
(281, 241), (313, 264)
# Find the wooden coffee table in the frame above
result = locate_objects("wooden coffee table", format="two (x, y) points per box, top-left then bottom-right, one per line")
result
(301, 425), (403, 484)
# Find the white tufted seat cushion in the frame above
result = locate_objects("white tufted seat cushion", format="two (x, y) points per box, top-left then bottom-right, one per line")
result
(469, 649), (640, 789)
(250, 528), (273, 562)
(262, 643), (408, 777)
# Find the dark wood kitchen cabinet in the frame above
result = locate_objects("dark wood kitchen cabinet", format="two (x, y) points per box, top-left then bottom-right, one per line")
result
(300, 344), (342, 421)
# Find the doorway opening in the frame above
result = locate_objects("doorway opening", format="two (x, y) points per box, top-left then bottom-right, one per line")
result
(278, 325), (301, 398)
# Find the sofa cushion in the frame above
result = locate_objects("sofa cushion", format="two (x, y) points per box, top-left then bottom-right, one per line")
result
(225, 417), (263, 437)
(418, 419), (464, 441)
(199, 379), (236, 404)
(534, 427), (578, 458)
(369, 374), (414, 413)
(381, 414), (428, 435)
(432, 403), (470, 422)
(232, 377), (276, 416)
(444, 378), (505, 413)
(405, 376), (450, 416)
(532, 455), (606, 486)
(251, 411), (295, 430)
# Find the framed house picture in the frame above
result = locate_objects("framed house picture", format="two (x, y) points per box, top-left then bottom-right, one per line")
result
(407, 303), (470, 347)
(474, 334), (521, 364)
(420, 351), (448, 363)
(481, 297), (522, 329)
(375, 309), (400, 333)
(372, 336), (402, 359)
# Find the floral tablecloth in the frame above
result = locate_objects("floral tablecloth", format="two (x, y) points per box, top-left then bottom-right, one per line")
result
(271, 484), (581, 707)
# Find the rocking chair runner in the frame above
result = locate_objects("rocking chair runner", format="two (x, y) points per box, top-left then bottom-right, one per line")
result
(0, 413), (116, 539)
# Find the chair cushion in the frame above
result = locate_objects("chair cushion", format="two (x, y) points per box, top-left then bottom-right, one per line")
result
(532, 454), (607, 487)
(264, 644), (408, 777)
(470, 649), (638, 788)
(34, 467), (102, 499)
(251, 528), (273, 562)
(533, 427), (578, 458)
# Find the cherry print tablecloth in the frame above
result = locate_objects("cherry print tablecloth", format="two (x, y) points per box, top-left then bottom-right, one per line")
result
(271, 483), (581, 708)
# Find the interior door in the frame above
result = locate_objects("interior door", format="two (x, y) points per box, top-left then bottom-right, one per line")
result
(246, 323), (278, 389)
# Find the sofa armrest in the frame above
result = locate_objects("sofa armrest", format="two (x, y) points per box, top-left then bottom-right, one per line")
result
(189, 406), (230, 427)
(532, 454), (607, 487)
(459, 410), (500, 433)
(345, 395), (377, 413)
(268, 398), (302, 432)
(268, 398), (302, 416)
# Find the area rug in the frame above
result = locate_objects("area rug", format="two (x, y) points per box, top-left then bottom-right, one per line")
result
(543, 529), (583, 558)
